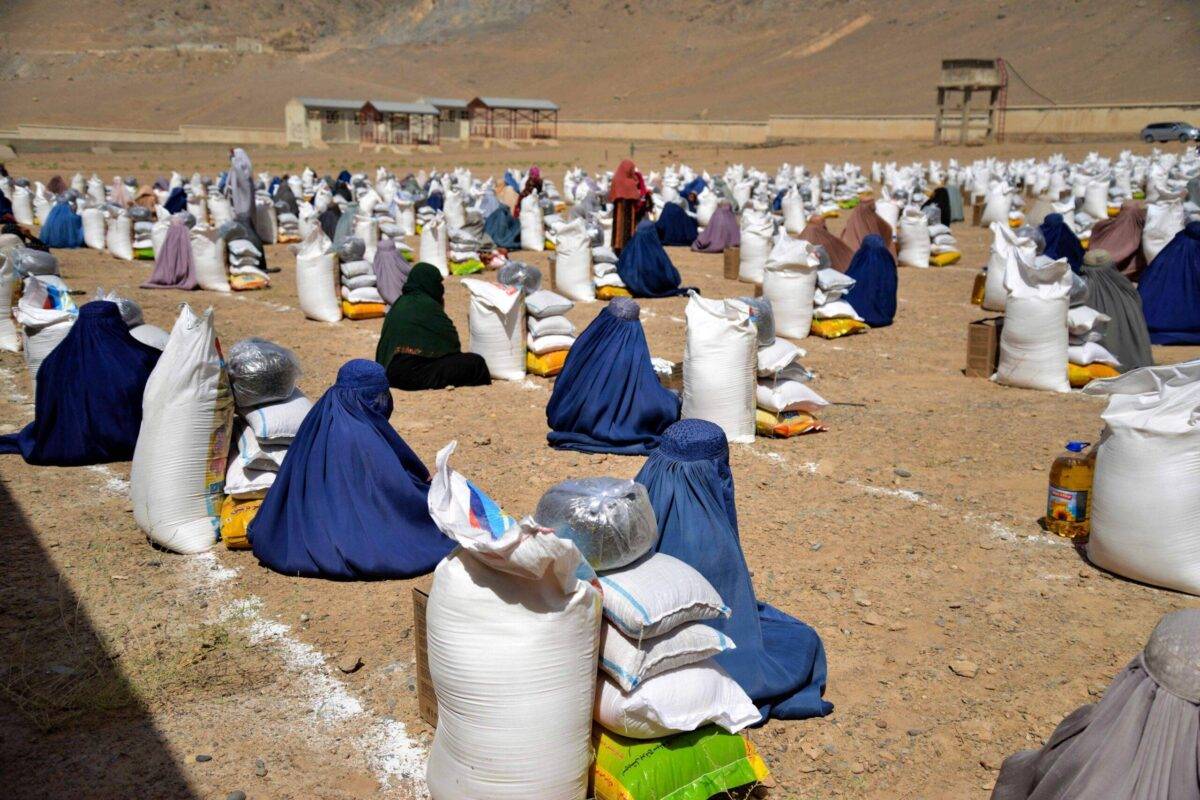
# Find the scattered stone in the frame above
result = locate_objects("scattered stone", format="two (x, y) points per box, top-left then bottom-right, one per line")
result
(950, 660), (979, 679)
(850, 761), (865, 774)
(875, 719), (888, 729)
(299, 613), (310, 623)
(893, 468), (912, 478)
(255, 758), (267, 777)
(196, 754), (212, 763)
(472, 434), (491, 446)
(887, 622), (908, 632)
(822, 742), (838, 756)
(338, 655), (363, 674)
(907, 728), (925, 737)
(980, 753), (1003, 771)
(862, 612), (883, 627)
(227, 792), (247, 800)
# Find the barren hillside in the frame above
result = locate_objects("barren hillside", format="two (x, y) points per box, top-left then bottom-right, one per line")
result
(0, 0), (1197, 129)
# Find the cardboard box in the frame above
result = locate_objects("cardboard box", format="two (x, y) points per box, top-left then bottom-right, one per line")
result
(966, 317), (1003, 378)
(412, 587), (438, 728)
(723, 246), (740, 280)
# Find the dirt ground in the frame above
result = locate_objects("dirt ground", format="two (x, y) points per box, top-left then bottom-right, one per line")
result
(1, 139), (1197, 800)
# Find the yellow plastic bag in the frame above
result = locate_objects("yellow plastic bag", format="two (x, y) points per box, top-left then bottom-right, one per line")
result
(526, 349), (570, 377)
(596, 285), (633, 300)
(220, 495), (263, 550)
(544, 240), (557, 251)
(1068, 362), (1120, 388)
(930, 251), (961, 267)
(755, 408), (826, 438)
(592, 726), (770, 800)
(450, 258), (485, 276)
(341, 300), (386, 320)
(810, 318), (869, 339)
(230, 273), (269, 291)
(277, 234), (301, 244)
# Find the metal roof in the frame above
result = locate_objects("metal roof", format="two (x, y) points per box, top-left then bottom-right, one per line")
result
(471, 96), (559, 111)
(369, 100), (440, 115)
(422, 97), (469, 109)
(296, 97), (364, 111)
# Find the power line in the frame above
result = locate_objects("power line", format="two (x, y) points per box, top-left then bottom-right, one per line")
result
(1003, 59), (1057, 106)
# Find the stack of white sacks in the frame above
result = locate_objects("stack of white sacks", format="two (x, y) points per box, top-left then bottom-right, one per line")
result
(1066, 270), (1123, 386)
(525, 289), (576, 375)
(223, 338), (310, 502)
(337, 237), (384, 316)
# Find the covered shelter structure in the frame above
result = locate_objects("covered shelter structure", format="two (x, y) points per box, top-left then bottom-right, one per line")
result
(285, 97), (440, 147)
(360, 100), (440, 146)
(422, 98), (470, 140)
(466, 97), (559, 140)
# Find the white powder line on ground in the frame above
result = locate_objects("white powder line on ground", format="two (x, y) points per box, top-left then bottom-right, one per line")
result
(85, 464), (130, 495)
(520, 378), (547, 391)
(230, 294), (294, 313)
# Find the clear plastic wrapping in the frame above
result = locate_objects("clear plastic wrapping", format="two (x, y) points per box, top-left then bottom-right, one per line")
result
(535, 478), (659, 571)
(737, 296), (775, 347)
(337, 236), (366, 262)
(498, 261), (543, 294)
(12, 247), (59, 277)
(226, 337), (302, 410)
(93, 287), (144, 327)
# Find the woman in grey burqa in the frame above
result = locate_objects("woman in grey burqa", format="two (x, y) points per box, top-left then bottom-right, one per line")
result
(991, 608), (1200, 800)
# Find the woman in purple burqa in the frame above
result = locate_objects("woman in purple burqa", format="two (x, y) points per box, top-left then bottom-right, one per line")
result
(692, 201), (740, 253)
(142, 215), (198, 290)
(373, 238), (412, 306)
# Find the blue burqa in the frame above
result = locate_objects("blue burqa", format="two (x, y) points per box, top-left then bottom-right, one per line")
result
(424, 192), (444, 212)
(40, 201), (84, 248)
(249, 360), (454, 579)
(616, 220), (690, 298)
(1040, 213), (1085, 273)
(842, 234), (898, 327)
(484, 206), (521, 249)
(654, 202), (698, 247)
(635, 419), (834, 721)
(546, 298), (681, 455)
(0, 302), (160, 466)
(164, 186), (187, 214)
(1138, 221), (1200, 345)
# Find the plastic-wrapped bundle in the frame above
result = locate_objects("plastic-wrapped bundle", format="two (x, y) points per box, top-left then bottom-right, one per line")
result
(93, 288), (144, 327)
(12, 247), (59, 277)
(337, 236), (366, 263)
(226, 338), (302, 410)
(736, 296), (775, 347)
(535, 478), (659, 571)
(498, 261), (543, 294)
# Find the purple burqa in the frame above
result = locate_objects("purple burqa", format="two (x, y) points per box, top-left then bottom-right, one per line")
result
(692, 202), (740, 253)
(373, 238), (412, 306)
(142, 216), (198, 290)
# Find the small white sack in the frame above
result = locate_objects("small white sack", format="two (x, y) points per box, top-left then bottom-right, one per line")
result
(106, 213), (134, 261)
(519, 192), (546, 252)
(131, 305), (235, 554)
(525, 289), (574, 318)
(527, 333), (575, 355)
(419, 213), (449, 276)
(191, 226), (231, 293)
(682, 294), (757, 444)
(254, 196), (278, 245)
(0, 257), (20, 352)
(1068, 341), (1121, 368)
(1082, 178), (1110, 221)
(598, 552), (730, 639)
(464, 278), (526, 381)
(81, 207), (106, 250)
(1067, 305), (1110, 341)
(982, 222), (1037, 312)
(993, 253), (1072, 393)
(812, 299), (864, 321)
(295, 226), (341, 322)
(554, 218), (595, 302)
(236, 425), (288, 471)
(738, 209), (775, 284)
(761, 235), (820, 340)
(1084, 361), (1200, 595)
(240, 389), (312, 443)
(15, 276), (75, 387)
(897, 206), (931, 268)
(593, 660), (761, 739)
(781, 187), (806, 234)
(756, 338), (802, 376)
(599, 621), (735, 693)
(1142, 199), (1186, 264)
(224, 454), (276, 498)
(755, 379), (829, 414)
(12, 185), (34, 226)
(130, 323), (170, 350)
(528, 315), (576, 338)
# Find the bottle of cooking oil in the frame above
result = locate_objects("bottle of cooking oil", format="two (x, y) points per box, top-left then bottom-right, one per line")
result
(1045, 441), (1095, 540)
(970, 269), (987, 305)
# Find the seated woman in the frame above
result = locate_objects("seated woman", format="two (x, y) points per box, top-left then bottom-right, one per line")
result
(1039, 212), (1085, 273)
(692, 200), (740, 253)
(1089, 202), (1147, 279)
(373, 238), (412, 306)
(635, 419), (833, 721)
(249, 359), (454, 580)
(40, 198), (84, 249)
(841, 199), (894, 255)
(798, 215), (854, 272)
(484, 206), (521, 250)
(842, 234), (898, 327)
(546, 297), (680, 455)
(375, 262), (491, 391)
(0, 301), (160, 466)
(1138, 221), (1200, 345)
(654, 201), (698, 247)
(616, 219), (691, 298)
(142, 214), (198, 290)
(1081, 249), (1154, 370)
(991, 608), (1200, 800)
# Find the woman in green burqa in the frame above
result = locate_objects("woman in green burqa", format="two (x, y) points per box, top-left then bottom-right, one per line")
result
(375, 263), (492, 391)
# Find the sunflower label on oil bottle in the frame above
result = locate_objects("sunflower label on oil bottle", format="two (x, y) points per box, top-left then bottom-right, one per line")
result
(1045, 440), (1094, 540)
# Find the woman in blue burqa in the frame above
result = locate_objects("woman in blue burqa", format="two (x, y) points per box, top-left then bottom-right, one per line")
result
(249, 359), (454, 579)
(484, 206), (521, 249)
(1138, 221), (1200, 345)
(546, 297), (680, 455)
(0, 301), (160, 465)
(635, 418), (834, 720)
(654, 201), (698, 247)
(842, 234), (898, 327)
(1039, 213), (1085, 273)
(40, 195), (84, 248)
(616, 219), (691, 298)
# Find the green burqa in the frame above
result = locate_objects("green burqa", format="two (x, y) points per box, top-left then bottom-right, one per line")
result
(375, 263), (462, 367)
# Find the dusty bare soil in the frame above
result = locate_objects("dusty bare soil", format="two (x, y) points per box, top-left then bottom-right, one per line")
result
(2, 140), (1198, 800)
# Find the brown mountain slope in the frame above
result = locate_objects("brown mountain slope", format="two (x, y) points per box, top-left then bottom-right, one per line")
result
(0, 0), (1196, 129)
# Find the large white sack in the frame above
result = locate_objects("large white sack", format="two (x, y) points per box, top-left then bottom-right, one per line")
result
(106, 213), (134, 261)
(190, 226), (231, 293)
(979, 183), (1012, 227)
(208, 195), (234, 228)
(1083, 361), (1200, 595)
(0, 257), (19, 352)
(593, 661), (760, 739)
(295, 226), (341, 322)
(131, 305), (234, 554)
(982, 222), (1037, 312)
(443, 188), (466, 230)
(396, 201), (416, 236)
(150, 219), (171, 259)
(738, 209), (775, 284)
(353, 214), (380, 262)
(425, 442), (601, 800)
(781, 187), (806, 234)
(1082, 178), (1110, 221)
(187, 195), (207, 226)
(896, 206), (931, 268)
(696, 188), (718, 228)
(12, 185), (34, 226)
(761, 234), (820, 339)
(15, 275), (74, 386)
(33, 185), (52, 225)
(419, 213), (449, 277)
(253, 196), (278, 245)
(992, 254), (1072, 393)
(876, 193), (901, 232)
(464, 278), (526, 381)
(519, 192), (546, 252)
(1142, 199), (1186, 264)
(81, 207), (106, 251)
(554, 218), (595, 302)
(682, 293), (756, 444)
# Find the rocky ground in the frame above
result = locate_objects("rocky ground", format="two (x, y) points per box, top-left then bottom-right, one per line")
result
(1, 140), (1196, 800)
